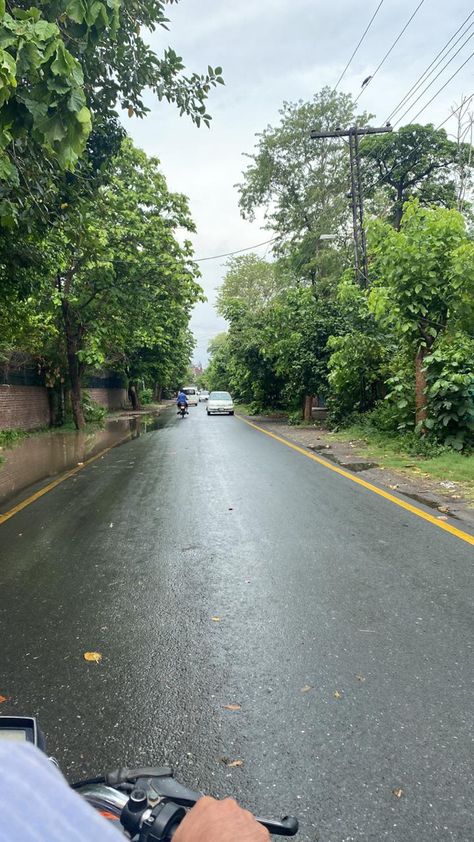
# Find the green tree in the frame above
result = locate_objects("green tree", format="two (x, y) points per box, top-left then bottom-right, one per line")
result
(30, 139), (201, 428)
(360, 124), (474, 229)
(205, 333), (233, 393)
(0, 1), (223, 225)
(238, 87), (369, 285)
(216, 253), (287, 312)
(268, 287), (346, 418)
(326, 274), (392, 421)
(369, 199), (474, 433)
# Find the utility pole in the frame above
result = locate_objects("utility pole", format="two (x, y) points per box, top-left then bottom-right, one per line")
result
(310, 125), (392, 286)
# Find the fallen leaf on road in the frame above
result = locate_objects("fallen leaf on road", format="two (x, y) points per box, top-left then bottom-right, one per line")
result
(437, 516), (448, 521)
(392, 787), (404, 799)
(333, 690), (343, 699)
(226, 759), (244, 767)
(211, 617), (221, 622)
(389, 484), (399, 490)
(222, 704), (241, 711)
(355, 674), (365, 682)
(300, 685), (313, 693)
(83, 652), (102, 663)
(438, 506), (450, 513)
(77, 462), (84, 466)
(0, 695), (10, 704)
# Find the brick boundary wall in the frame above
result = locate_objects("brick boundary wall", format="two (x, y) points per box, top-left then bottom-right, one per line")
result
(0, 385), (50, 430)
(0, 385), (128, 430)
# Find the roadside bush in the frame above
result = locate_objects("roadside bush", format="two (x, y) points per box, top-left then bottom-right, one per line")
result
(425, 333), (474, 451)
(287, 410), (302, 426)
(245, 401), (264, 415)
(327, 331), (390, 423)
(82, 394), (107, 423)
(140, 387), (153, 405)
(0, 428), (28, 448)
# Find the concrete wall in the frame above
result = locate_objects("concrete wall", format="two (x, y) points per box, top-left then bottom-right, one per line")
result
(0, 385), (50, 430)
(88, 387), (128, 410)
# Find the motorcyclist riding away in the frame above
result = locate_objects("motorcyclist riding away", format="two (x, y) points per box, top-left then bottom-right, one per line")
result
(177, 389), (188, 409)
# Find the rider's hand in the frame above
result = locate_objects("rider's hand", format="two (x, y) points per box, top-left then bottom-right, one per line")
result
(173, 795), (270, 842)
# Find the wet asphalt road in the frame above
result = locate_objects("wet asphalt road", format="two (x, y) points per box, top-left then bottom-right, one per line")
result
(0, 406), (473, 841)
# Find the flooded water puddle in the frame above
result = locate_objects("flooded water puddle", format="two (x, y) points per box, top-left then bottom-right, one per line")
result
(0, 413), (167, 509)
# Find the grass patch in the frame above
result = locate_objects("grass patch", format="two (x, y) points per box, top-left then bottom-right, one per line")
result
(328, 424), (474, 500)
(0, 428), (30, 448)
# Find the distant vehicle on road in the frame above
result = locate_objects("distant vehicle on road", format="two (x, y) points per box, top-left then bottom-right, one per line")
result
(199, 390), (209, 402)
(207, 391), (234, 416)
(182, 386), (198, 406)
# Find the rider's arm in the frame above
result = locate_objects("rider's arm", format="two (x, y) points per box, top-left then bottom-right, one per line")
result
(0, 741), (122, 841)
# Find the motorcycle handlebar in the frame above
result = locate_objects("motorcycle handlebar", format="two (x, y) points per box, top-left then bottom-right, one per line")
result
(74, 765), (299, 839)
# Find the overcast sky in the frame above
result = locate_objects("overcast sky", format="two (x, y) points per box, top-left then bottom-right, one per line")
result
(128, 0), (474, 363)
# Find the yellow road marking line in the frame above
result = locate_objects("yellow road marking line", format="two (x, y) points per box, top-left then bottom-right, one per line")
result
(0, 435), (131, 526)
(237, 415), (474, 547)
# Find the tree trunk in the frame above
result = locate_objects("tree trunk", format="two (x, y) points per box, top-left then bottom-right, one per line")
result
(303, 395), (313, 422)
(47, 385), (65, 427)
(153, 383), (162, 402)
(415, 346), (427, 427)
(394, 183), (404, 230)
(129, 383), (141, 411)
(61, 300), (85, 430)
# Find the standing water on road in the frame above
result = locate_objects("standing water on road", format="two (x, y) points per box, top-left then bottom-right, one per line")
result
(0, 413), (167, 510)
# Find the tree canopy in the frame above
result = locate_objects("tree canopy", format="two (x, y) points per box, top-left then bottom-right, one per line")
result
(360, 124), (474, 228)
(238, 87), (370, 285)
(0, 0), (223, 225)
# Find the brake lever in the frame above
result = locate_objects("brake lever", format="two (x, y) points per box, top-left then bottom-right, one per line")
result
(256, 815), (299, 836)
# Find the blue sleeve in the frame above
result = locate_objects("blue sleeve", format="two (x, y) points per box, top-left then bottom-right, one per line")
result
(0, 742), (123, 841)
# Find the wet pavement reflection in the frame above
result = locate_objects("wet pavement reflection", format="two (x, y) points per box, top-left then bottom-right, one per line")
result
(0, 413), (167, 509)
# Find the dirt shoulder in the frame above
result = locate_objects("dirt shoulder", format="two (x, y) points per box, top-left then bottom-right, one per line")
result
(239, 415), (474, 533)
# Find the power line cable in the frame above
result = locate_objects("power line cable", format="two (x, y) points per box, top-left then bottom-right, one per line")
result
(334, 0), (386, 91)
(393, 28), (474, 126)
(385, 11), (474, 124)
(436, 91), (474, 128)
(194, 237), (277, 262)
(354, 0), (426, 104)
(409, 50), (474, 123)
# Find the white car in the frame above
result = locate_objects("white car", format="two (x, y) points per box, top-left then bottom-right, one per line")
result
(182, 386), (198, 407)
(207, 391), (234, 416)
(199, 390), (209, 402)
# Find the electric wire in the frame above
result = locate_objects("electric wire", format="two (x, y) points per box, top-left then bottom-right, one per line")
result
(354, 0), (426, 104)
(393, 28), (474, 126)
(409, 50), (474, 123)
(385, 10), (474, 124)
(334, 0), (386, 91)
(194, 237), (277, 262)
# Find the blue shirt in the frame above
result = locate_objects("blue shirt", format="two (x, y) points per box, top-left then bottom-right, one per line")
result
(177, 392), (188, 404)
(0, 742), (122, 840)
